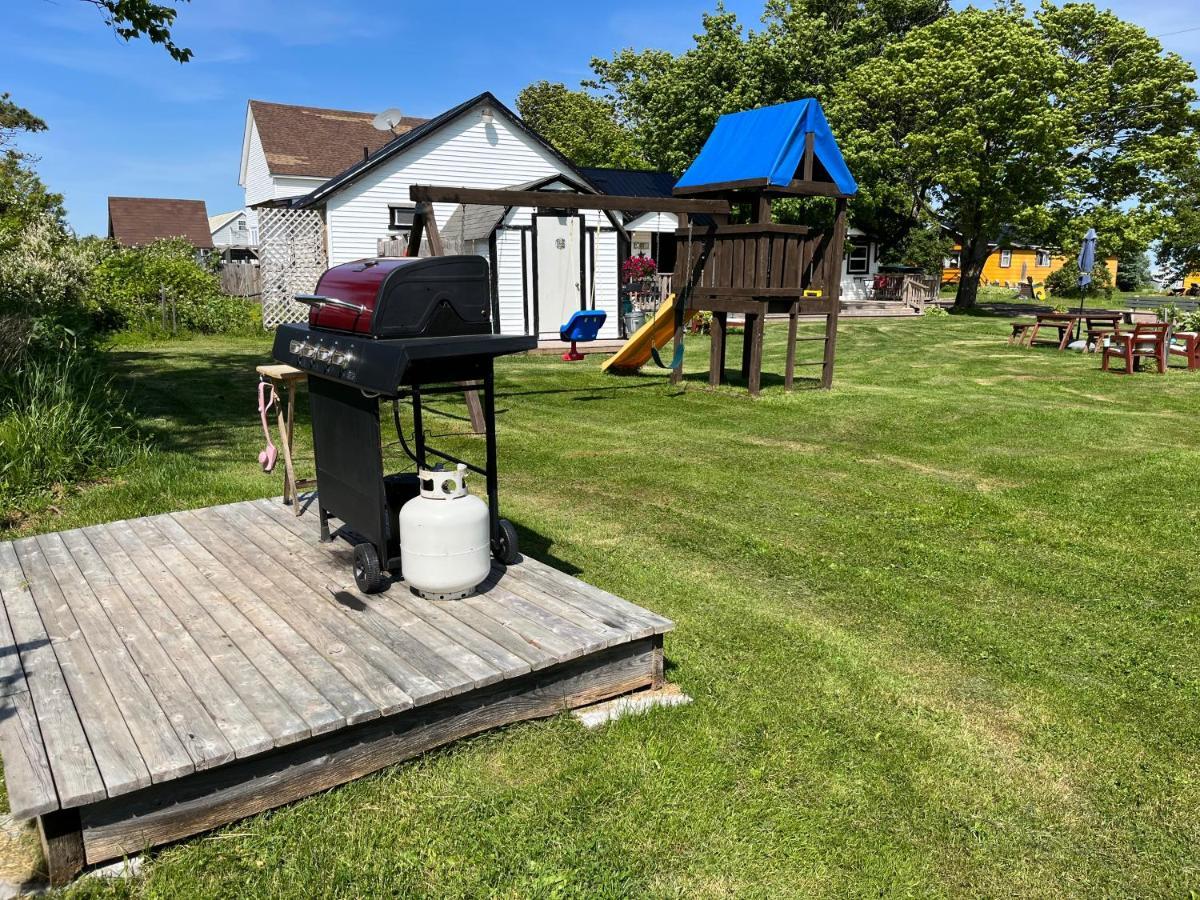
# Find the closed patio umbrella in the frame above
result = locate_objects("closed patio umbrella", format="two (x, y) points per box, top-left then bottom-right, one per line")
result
(1075, 228), (1097, 341)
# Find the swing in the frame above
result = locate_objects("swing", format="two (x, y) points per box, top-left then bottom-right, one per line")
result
(647, 218), (695, 370)
(558, 216), (606, 360)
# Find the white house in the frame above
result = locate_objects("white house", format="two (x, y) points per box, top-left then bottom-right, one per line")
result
(209, 209), (258, 250)
(239, 99), (428, 231)
(251, 93), (628, 341)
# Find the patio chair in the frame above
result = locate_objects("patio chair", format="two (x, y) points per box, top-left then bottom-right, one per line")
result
(1169, 330), (1200, 370)
(1101, 322), (1169, 374)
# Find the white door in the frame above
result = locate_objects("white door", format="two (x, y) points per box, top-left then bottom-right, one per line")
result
(535, 214), (582, 339)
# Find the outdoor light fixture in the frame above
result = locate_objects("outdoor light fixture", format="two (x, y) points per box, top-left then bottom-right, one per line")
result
(480, 106), (494, 124)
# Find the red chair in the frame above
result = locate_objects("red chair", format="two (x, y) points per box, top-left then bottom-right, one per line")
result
(1101, 323), (1169, 374)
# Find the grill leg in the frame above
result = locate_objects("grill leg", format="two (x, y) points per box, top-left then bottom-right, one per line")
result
(318, 505), (331, 542)
(482, 368), (501, 543)
(411, 385), (427, 468)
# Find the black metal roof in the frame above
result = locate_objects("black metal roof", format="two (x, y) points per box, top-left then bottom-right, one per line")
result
(579, 168), (676, 199)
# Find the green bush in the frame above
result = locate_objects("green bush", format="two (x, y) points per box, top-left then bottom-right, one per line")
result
(1044, 260), (1114, 300)
(91, 238), (260, 335)
(0, 213), (103, 359)
(0, 352), (145, 514)
(923, 305), (949, 317)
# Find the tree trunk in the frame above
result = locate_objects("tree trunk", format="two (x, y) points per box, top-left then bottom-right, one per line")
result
(953, 236), (990, 311)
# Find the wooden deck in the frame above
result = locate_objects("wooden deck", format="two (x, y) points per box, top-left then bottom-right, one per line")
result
(0, 498), (672, 883)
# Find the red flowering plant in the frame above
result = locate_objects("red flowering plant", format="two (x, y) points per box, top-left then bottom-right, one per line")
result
(621, 255), (657, 282)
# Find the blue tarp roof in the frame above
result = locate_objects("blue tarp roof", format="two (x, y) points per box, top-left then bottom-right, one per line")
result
(675, 99), (857, 196)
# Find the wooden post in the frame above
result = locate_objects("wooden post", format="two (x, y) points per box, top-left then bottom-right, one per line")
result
(748, 309), (765, 397)
(420, 202), (445, 257)
(404, 208), (425, 257)
(38, 808), (85, 887)
(741, 312), (754, 380)
(709, 310), (725, 387)
(784, 301), (799, 390)
(821, 198), (848, 389)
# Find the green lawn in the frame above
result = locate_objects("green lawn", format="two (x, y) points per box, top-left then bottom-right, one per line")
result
(6, 317), (1198, 897)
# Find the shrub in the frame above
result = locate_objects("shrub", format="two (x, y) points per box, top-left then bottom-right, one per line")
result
(923, 305), (948, 317)
(1044, 260), (1114, 300)
(0, 352), (144, 514)
(91, 239), (260, 334)
(0, 213), (102, 359)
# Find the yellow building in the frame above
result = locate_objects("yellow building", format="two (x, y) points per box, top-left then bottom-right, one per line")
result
(942, 242), (1119, 287)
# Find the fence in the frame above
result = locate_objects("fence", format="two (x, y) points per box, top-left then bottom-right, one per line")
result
(219, 261), (261, 297)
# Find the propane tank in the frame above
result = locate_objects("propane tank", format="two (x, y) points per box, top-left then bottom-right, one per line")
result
(399, 465), (491, 600)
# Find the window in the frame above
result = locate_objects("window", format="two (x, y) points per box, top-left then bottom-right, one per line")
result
(846, 244), (870, 274)
(389, 204), (417, 230)
(999, 249), (1012, 268)
(944, 252), (961, 269)
(1035, 249), (1051, 267)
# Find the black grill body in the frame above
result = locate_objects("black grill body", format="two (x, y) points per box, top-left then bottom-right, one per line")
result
(272, 256), (535, 590)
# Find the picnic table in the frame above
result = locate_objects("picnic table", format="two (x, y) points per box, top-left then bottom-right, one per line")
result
(1009, 312), (1124, 351)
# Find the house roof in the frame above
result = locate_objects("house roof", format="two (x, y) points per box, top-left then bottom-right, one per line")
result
(107, 197), (214, 249)
(297, 92), (597, 208)
(248, 99), (428, 179)
(675, 98), (857, 197)
(578, 168), (676, 199)
(208, 210), (242, 232)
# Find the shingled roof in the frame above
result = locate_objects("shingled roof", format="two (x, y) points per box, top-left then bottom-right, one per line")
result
(107, 197), (214, 249)
(248, 100), (428, 179)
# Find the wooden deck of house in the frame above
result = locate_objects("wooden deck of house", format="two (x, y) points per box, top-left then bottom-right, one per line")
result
(0, 497), (672, 884)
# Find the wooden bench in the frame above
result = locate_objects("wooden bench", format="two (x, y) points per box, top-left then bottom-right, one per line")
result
(1009, 321), (1035, 345)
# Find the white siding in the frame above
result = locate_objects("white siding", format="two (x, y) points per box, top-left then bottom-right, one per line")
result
(324, 109), (586, 266)
(494, 229), (527, 337)
(242, 121), (275, 207)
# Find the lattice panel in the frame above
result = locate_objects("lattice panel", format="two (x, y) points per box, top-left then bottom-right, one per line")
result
(258, 207), (326, 328)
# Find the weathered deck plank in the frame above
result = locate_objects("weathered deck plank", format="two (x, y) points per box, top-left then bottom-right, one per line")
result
(0, 596), (58, 819)
(0, 543), (104, 812)
(59, 530), (235, 771)
(174, 509), (415, 716)
(12, 538), (151, 799)
(35, 533), (195, 785)
(241, 502), (504, 690)
(150, 514), (375, 730)
(85, 523), (279, 758)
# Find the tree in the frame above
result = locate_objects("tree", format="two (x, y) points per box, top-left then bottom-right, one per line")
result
(0, 94), (47, 150)
(839, 3), (1199, 310)
(77, 0), (193, 62)
(1157, 166), (1200, 285)
(515, 82), (645, 169)
(1114, 247), (1151, 292)
(588, 0), (949, 177)
(840, 8), (1070, 309)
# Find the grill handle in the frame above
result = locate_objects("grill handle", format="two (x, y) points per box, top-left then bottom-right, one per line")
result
(294, 294), (369, 315)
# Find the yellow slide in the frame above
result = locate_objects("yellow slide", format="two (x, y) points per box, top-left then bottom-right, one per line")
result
(601, 293), (681, 374)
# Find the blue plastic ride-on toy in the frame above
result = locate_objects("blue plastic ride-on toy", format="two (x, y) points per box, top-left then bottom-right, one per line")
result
(559, 309), (607, 361)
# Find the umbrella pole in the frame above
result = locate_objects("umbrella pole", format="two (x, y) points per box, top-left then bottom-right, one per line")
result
(1076, 285), (1086, 342)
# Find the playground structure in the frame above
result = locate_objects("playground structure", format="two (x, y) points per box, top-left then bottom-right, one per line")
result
(407, 98), (856, 395)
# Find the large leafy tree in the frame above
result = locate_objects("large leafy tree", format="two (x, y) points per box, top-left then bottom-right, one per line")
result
(1157, 165), (1200, 284)
(515, 81), (646, 169)
(588, 0), (948, 178)
(841, 3), (1199, 309)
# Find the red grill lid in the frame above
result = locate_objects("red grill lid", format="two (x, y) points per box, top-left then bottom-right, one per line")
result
(306, 258), (412, 334)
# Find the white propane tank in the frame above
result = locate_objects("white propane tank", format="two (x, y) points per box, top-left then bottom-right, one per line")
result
(399, 465), (491, 600)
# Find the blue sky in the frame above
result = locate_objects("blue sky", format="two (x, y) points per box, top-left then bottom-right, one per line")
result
(3, 0), (1196, 236)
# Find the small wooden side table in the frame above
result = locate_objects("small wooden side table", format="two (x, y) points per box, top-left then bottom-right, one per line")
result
(255, 363), (314, 515)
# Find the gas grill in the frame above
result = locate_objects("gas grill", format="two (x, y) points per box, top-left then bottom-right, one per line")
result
(272, 256), (535, 592)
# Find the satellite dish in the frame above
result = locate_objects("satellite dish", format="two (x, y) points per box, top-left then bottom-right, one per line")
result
(372, 108), (405, 131)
